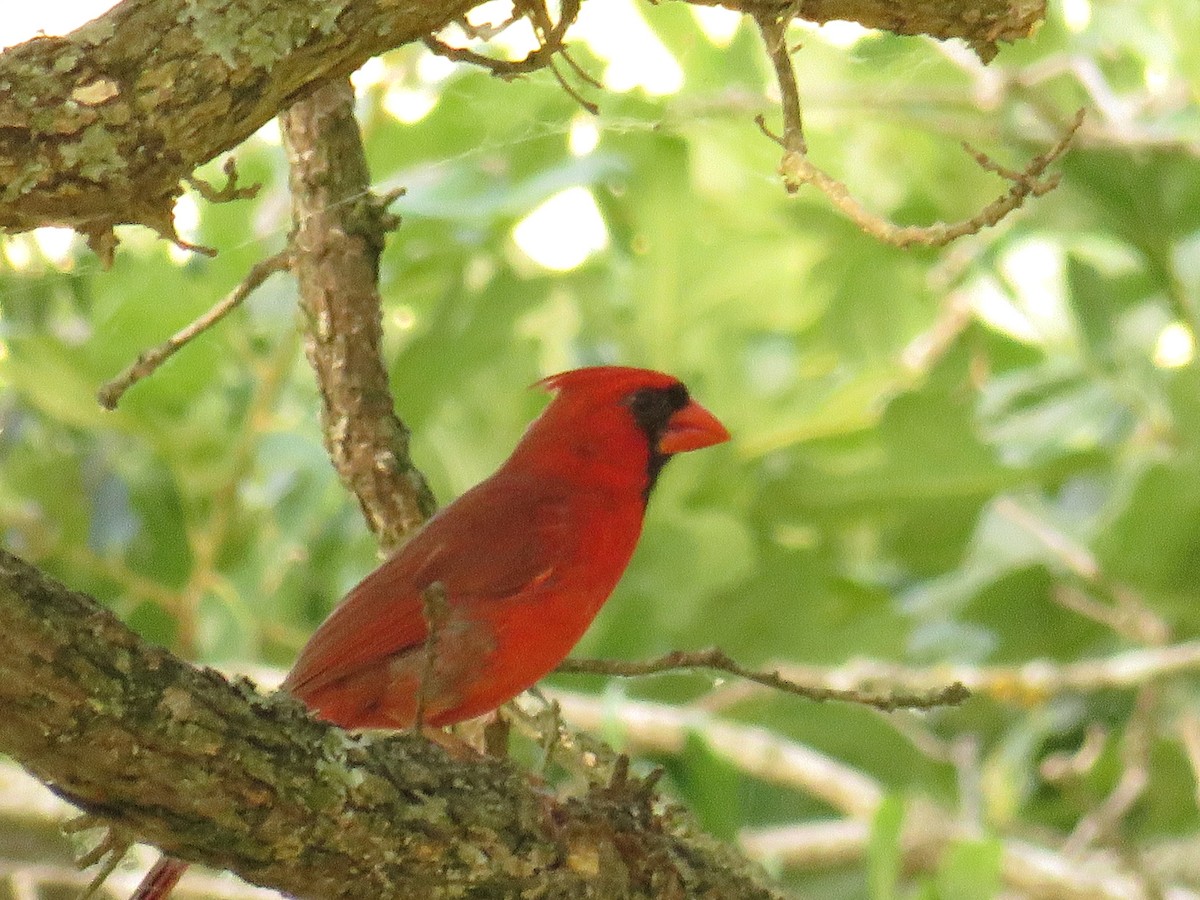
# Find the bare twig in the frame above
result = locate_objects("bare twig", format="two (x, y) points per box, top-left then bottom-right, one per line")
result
(1177, 712), (1200, 816)
(547, 57), (599, 115)
(994, 496), (1170, 645)
(73, 827), (132, 900)
(1062, 687), (1155, 859)
(185, 157), (261, 204)
(739, 819), (868, 870)
(95, 250), (292, 410)
(776, 109), (1084, 247)
(752, 7), (1085, 250)
(424, 0), (596, 109)
(767, 641), (1200, 705)
(558, 45), (603, 91)
(556, 647), (969, 712)
(414, 581), (449, 730)
(422, 36), (551, 79)
(754, 12), (806, 155)
(1040, 724), (1108, 783)
(531, 689), (885, 817)
(63, 812), (133, 897)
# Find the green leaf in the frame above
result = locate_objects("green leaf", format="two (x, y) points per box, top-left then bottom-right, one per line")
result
(868, 795), (905, 900)
(669, 730), (742, 842)
(934, 838), (1003, 900)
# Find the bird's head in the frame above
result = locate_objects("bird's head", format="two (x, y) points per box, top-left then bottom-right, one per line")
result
(523, 366), (729, 497)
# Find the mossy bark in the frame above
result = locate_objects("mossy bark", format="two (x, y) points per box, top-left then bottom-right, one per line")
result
(0, 548), (783, 899)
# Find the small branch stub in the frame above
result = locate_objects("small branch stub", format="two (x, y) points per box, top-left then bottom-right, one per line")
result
(414, 581), (450, 730)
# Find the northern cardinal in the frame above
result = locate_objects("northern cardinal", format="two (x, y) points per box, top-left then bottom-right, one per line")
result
(130, 366), (729, 899)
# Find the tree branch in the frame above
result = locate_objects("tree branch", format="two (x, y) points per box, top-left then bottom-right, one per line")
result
(279, 78), (437, 550)
(557, 647), (969, 712)
(0, 0), (1045, 255)
(0, 548), (785, 899)
(707, 0), (1043, 60)
(0, 0), (474, 259)
(767, 640), (1200, 704)
(96, 249), (293, 410)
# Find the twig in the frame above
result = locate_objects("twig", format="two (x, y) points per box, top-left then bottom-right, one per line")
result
(1062, 687), (1155, 859)
(413, 581), (449, 730)
(995, 496), (1170, 645)
(422, 36), (551, 79)
(424, 0), (596, 109)
(739, 819), (868, 869)
(530, 689), (885, 817)
(95, 250), (291, 410)
(753, 12), (806, 155)
(776, 109), (1083, 247)
(548, 57), (599, 115)
(753, 4), (1085, 250)
(61, 816), (133, 900)
(556, 647), (969, 712)
(770, 640), (1200, 705)
(558, 45), (603, 91)
(1040, 724), (1108, 783)
(76, 837), (132, 900)
(452, 11), (521, 41)
(185, 156), (261, 204)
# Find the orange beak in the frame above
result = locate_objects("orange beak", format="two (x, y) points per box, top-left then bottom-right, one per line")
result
(659, 399), (730, 454)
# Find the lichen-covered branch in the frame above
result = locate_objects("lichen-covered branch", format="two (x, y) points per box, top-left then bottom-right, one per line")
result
(707, 0), (1043, 60)
(280, 79), (437, 550)
(0, 0), (474, 259)
(0, 548), (784, 899)
(0, 0), (1045, 255)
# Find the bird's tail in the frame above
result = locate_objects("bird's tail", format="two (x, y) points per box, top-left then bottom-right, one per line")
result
(130, 857), (188, 900)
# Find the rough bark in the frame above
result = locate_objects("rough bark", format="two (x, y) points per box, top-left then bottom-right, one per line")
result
(707, 0), (1044, 52)
(280, 78), (437, 552)
(0, 548), (783, 899)
(0, 0), (474, 253)
(0, 0), (1044, 253)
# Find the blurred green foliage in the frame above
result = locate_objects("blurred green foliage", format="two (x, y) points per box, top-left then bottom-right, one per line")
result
(3, 0), (1200, 895)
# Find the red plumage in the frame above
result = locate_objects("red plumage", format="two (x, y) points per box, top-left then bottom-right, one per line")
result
(131, 366), (728, 900)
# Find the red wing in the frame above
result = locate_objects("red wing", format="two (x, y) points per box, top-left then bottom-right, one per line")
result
(282, 470), (570, 712)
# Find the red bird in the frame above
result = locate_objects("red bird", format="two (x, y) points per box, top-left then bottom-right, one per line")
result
(131, 366), (729, 900)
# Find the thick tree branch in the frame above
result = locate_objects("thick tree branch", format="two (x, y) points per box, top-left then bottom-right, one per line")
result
(0, 0), (1044, 255)
(0, 0), (474, 259)
(708, 0), (1042, 59)
(0, 548), (784, 899)
(280, 78), (437, 550)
